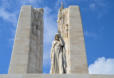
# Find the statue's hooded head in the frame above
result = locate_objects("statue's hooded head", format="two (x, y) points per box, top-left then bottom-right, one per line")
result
(55, 33), (60, 41)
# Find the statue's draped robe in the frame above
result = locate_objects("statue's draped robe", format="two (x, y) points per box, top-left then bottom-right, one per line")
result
(50, 39), (67, 74)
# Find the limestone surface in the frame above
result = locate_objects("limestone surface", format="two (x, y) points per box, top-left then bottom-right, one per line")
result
(8, 5), (44, 74)
(57, 6), (88, 73)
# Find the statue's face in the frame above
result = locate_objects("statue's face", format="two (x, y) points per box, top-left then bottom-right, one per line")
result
(55, 35), (59, 41)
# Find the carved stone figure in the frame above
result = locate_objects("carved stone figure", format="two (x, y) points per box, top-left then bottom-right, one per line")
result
(50, 33), (67, 74)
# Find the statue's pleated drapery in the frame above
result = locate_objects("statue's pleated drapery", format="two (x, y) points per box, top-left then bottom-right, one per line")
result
(50, 36), (67, 74)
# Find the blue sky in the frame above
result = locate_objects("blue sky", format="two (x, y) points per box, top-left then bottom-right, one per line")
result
(0, 0), (114, 74)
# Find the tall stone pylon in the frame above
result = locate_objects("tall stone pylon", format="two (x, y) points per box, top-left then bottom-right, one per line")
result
(57, 6), (88, 73)
(8, 6), (44, 74)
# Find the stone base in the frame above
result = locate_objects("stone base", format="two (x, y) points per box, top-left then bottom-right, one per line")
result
(0, 74), (114, 78)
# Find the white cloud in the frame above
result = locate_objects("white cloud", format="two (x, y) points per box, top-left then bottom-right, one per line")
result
(0, 0), (44, 26)
(89, 57), (114, 74)
(20, 0), (38, 4)
(89, 0), (109, 19)
(0, 8), (17, 26)
(94, 0), (107, 7)
(84, 30), (97, 39)
(89, 3), (96, 10)
(19, 0), (43, 7)
(89, 0), (107, 9)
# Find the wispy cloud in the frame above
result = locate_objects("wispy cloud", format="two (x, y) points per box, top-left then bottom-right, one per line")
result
(0, 8), (17, 26)
(84, 25), (105, 40)
(94, 0), (107, 7)
(89, 0), (108, 9)
(20, 0), (42, 6)
(21, 0), (38, 4)
(0, 0), (19, 26)
(89, 0), (109, 19)
(84, 30), (98, 39)
(89, 57), (114, 74)
(0, 0), (44, 26)
(89, 3), (96, 10)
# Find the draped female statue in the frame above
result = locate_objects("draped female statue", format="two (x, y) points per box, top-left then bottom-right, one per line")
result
(50, 33), (67, 74)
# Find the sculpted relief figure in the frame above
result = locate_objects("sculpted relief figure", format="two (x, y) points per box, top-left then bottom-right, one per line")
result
(50, 33), (67, 74)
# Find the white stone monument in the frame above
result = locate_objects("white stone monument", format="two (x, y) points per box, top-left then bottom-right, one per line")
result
(0, 5), (113, 78)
